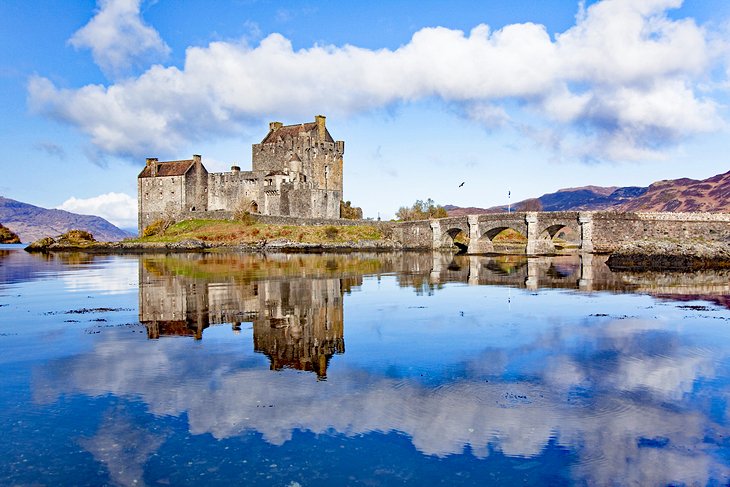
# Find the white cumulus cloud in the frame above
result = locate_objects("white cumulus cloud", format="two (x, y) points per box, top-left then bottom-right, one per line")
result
(68, 0), (170, 78)
(58, 192), (137, 229)
(30, 0), (727, 161)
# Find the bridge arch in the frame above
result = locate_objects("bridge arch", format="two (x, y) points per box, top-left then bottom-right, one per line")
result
(536, 225), (581, 254)
(471, 226), (527, 254)
(441, 226), (469, 252)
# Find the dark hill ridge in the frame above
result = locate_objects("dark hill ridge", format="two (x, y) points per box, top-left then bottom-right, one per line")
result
(446, 169), (730, 216)
(0, 196), (131, 243)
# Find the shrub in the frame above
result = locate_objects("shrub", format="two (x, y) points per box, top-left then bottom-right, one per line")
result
(340, 200), (363, 220)
(234, 201), (258, 225)
(61, 230), (95, 242)
(236, 210), (257, 226)
(324, 226), (339, 240)
(142, 219), (170, 237)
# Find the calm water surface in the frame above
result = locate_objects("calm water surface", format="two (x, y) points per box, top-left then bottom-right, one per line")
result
(1, 247), (730, 485)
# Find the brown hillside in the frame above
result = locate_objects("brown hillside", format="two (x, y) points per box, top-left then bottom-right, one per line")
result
(617, 171), (730, 212)
(446, 169), (730, 216)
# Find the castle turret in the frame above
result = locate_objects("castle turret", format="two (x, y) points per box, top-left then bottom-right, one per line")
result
(315, 115), (326, 141)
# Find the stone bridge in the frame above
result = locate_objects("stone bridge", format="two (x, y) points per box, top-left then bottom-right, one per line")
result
(390, 211), (730, 255)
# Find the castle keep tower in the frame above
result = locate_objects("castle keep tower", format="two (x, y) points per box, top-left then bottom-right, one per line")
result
(252, 115), (344, 194)
(137, 116), (345, 233)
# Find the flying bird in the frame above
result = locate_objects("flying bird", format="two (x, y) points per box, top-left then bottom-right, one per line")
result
(458, 182), (465, 187)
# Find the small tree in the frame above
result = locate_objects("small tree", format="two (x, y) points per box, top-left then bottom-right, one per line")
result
(396, 198), (448, 221)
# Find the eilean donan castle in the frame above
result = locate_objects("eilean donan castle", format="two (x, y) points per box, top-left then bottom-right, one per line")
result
(138, 115), (344, 232)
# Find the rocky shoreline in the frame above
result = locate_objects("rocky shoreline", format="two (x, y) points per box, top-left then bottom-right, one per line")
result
(24, 231), (730, 270)
(606, 241), (730, 271)
(24, 236), (403, 254)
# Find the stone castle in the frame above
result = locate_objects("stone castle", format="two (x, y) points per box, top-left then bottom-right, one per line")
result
(138, 115), (344, 232)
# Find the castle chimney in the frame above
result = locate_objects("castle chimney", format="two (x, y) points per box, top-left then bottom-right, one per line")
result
(193, 154), (202, 164)
(231, 165), (240, 172)
(315, 115), (326, 140)
(146, 157), (158, 177)
(269, 121), (283, 132)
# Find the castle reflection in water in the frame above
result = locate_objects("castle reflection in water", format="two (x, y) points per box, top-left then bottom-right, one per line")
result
(138, 252), (730, 378)
(139, 254), (358, 378)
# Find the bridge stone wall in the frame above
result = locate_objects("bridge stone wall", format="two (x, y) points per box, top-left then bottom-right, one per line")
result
(389, 220), (433, 250)
(388, 211), (730, 255)
(396, 211), (594, 254)
(591, 212), (730, 253)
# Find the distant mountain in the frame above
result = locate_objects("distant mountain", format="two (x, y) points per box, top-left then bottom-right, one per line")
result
(0, 196), (132, 243)
(446, 170), (730, 215)
(442, 205), (492, 217)
(615, 171), (730, 212)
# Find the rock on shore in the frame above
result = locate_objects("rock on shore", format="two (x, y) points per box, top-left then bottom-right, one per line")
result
(0, 223), (21, 243)
(607, 241), (730, 270)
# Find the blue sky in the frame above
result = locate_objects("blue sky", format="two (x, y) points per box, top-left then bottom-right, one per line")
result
(2, 0), (730, 228)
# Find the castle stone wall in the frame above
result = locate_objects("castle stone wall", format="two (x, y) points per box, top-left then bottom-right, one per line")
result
(207, 171), (262, 212)
(138, 175), (186, 231)
(186, 158), (208, 214)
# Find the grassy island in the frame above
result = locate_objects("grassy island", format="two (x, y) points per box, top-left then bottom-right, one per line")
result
(132, 219), (384, 245)
(25, 220), (392, 253)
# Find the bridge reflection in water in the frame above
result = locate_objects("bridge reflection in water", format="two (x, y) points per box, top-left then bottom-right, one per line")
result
(138, 252), (730, 377)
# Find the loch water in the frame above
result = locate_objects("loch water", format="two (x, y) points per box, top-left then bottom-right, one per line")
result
(2, 246), (730, 486)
